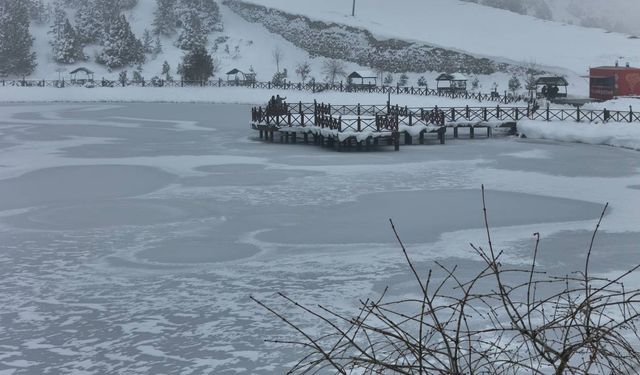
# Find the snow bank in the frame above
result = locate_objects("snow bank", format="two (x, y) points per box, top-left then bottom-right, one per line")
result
(517, 119), (640, 151)
(581, 97), (640, 112)
(0, 86), (509, 108)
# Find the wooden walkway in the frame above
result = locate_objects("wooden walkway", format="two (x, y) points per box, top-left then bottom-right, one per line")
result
(251, 100), (640, 151)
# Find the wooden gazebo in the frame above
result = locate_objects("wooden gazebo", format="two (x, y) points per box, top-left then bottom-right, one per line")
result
(535, 76), (568, 99)
(347, 71), (377, 88)
(69, 67), (94, 84)
(226, 68), (256, 85)
(436, 73), (467, 93)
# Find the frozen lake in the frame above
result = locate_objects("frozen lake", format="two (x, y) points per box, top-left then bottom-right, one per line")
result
(1, 103), (639, 374)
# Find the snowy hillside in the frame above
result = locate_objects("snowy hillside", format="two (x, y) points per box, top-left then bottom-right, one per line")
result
(11, 0), (640, 98)
(237, 0), (640, 75)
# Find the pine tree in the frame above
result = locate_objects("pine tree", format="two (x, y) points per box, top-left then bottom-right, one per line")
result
(199, 0), (222, 32)
(175, 10), (207, 51)
(153, 35), (163, 55)
(0, 0), (37, 76)
(508, 73), (522, 95)
(161, 60), (172, 81)
(180, 46), (216, 82)
(142, 29), (154, 54)
(153, 0), (177, 36)
(398, 73), (409, 86)
(75, 0), (102, 45)
(97, 14), (144, 69)
(28, 0), (49, 24)
(52, 19), (85, 64)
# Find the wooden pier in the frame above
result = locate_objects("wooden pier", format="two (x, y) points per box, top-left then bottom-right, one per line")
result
(251, 101), (521, 151)
(251, 100), (639, 151)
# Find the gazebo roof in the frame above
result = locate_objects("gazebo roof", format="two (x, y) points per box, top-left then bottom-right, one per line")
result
(69, 67), (94, 75)
(436, 73), (467, 81)
(348, 71), (377, 79)
(226, 68), (243, 75)
(535, 76), (568, 86)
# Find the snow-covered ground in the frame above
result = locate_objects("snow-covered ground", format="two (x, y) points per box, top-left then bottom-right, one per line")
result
(0, 102), (639, 373)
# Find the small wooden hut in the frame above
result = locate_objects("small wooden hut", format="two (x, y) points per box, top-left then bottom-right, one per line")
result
(535, 76), (568, 99)
(347, 71), (377, 88)
(436, 73), (467, 93)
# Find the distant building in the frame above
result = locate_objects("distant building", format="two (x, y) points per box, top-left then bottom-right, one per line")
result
(436, 73), (467, 93)
(226, 68), (256, 85)
(589, 64), (640, 101)
(347, 71), (377, 87)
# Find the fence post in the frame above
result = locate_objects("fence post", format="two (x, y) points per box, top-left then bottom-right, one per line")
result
(451, 107), (456, 122)
(546, 107), (550, 121)
(357, 103), (361, 116)
(357, 116), (361, 132)
(630, 106), (633, 123)
(466, 105), (470, 119)
(576, 106), (581, 122)
(483, 107), (487, 122)
(496, 105), (501, 120)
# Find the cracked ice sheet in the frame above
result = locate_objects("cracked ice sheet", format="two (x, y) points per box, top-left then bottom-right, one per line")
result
(0, 103), (639, 374)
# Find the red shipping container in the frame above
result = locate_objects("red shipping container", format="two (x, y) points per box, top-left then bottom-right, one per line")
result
(590, 66), (640, 100)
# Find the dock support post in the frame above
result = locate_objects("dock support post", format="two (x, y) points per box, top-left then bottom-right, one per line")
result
(487, 127), (492, 138)
(404, 132), (412, 145)
(438, 128), (446, 144)
(453, 126), (459, 139)
(470, 126), (475, 139)
(269, 130), (274, 142)
(292, 133), (297, 143)
(419, 131), (425, 144)
(394, 133), (400, 151)
(259, 129), (264, 139)
(303, 133), (309, 144)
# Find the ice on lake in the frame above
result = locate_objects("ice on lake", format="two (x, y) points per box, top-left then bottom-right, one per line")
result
(0, 103), (639, 374)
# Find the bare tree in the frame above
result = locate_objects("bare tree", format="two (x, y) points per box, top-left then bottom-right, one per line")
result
(253, 187), (640, 374)
(322, 59), (346, 84)
(295, 61), (311, 83)
(272, 45), (284, 73)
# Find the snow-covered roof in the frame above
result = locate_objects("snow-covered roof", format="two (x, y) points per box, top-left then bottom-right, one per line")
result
(348, 71), (377, 79)
(69, 67), (94, 75)
(535, 76), (568, 86)
(226, 68), (243, 75)
(436, 73), (467, 81)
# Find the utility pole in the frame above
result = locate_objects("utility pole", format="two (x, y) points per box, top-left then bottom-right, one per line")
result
(352, 0), (356, 16)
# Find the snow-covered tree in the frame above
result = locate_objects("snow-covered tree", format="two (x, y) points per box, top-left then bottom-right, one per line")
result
(75, 0), (102, 45)
(51, 19), (86, 64)
(153, 35), (163, 55)
(383, 73), (394, 85)
(28, 0), (49, 24)
(153, 0), (177, 36)
(398, 73), (409, 86)
(0, 0), (37, 76)
(161, 60), (172, 81)
(271, 68), (288, 86)
(97, 14), (145, 69)
(177, 0), (222, 33)
(175, 10), (207, 51)
(179, 46), (217, 81)
(508, 73), (522, 95)
(142, 29), (154, 54)
(321, 59), (346, 84)
(417, 76), (428, 87)
(471, 75), (481, 91)
(295, 61), (311, 83)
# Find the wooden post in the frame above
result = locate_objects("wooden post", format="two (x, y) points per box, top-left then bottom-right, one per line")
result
(357, 116), (361, 132)
(577, 107), (581, 122)
(438, 128), (446, 144)
(405, 132), (412, 145)
(394, 133), (400, 151)
(357, 103), (361, 116)
(304, 133), (309, 144)
(546, 107), (550, 121)
(496, 105), (501, 120)
(470, 126), (475, 139)
(630, 106), (633, 123)
(453, 126), (459, 139)
(451, 107), (456, 122)
(487, 126), (491, 138)
(419, 131), (425, 144)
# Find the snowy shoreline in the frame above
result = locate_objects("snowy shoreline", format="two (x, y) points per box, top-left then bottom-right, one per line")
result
(2, 88), (640, 152)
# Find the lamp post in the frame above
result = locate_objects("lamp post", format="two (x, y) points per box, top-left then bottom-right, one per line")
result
(352, 0), (356, 16)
